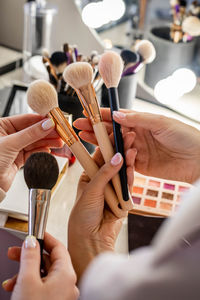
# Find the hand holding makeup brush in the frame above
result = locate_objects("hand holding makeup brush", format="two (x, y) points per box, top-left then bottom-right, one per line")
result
(3, 233), (79, 300)
(0, 114), (63, 196)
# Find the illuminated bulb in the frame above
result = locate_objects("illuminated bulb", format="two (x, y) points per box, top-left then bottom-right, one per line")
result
(82, 2), (108, 29)
(103, 0), (126, 21)
(172, 68), (197, 93)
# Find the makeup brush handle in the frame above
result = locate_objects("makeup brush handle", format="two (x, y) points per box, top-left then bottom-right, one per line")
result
(70, 141), (127, 218)
(37, 238), (46, 277)
(93, 122), (132, 210)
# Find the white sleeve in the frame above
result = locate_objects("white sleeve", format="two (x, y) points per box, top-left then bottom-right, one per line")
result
(0, 187), (6, 202)
(80, 240), (200, 300)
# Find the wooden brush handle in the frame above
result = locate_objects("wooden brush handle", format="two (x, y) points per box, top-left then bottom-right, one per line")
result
(70, 141), (127, 218)
(93, 122), (134, 211)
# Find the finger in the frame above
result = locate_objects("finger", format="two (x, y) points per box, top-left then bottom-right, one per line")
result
(18, 236), (41, 281)
(127, 166), (134, 191)
(43, 232), (75, 281)
(73, 118), (93, 131)
(5, 118), (56, 152)
(123, 132), (136, 151)
(79, 131), (98, 145)
(92, 146), (105, 167)
(100, 107), (131, 122)
(6, 114), (44, 131)
(125, 148), (137, 168)
(81, 153), (124, 205)
(113, 111), (167, 132)
(2, 274), (17, 292)
(24, 138), (63, 151)
(7, 246), (21, 261)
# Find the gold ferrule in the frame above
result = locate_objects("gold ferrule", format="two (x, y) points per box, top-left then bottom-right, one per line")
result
(48, 107), (78, 147)
(75, 84), (102, 124)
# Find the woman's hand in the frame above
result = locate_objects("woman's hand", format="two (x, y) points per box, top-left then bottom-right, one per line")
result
(0, 114), (63, 192)
(3, 233), (79, 300)
(68, 148), (137, 281)
(74, 108), (200, 183)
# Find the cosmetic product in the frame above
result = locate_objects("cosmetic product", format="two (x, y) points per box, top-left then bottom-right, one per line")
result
(27, 79), (126, 218)
(24, 152), (59, 275)
(98, 51), (133, 210)
(42, 56), (58, 88)
(130, 172), (192, 217)
(63, 63), (132, 211)
(120, 49), (140, 67)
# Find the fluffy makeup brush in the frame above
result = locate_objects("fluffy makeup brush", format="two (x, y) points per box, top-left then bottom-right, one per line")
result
(63, 62), (133, 211)
(24, 152), (59, 276)
(27, 79), (126, 218)
(120, 49), (140, 66)
(182, 16), (200, 37)
(98, 51), (133, 210)
(123, 40), (156, 76)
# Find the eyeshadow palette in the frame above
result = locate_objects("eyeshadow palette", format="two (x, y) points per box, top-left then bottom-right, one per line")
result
(130, 172), (192, 217)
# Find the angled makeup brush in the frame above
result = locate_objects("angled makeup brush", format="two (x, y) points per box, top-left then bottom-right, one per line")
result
(24, 152), (59, 276)
(98, 51), (133, 211)
(63, 62), (133, 211)
(27, 79), (126, 218)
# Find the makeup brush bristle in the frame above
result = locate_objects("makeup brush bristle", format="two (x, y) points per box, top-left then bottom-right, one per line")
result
(98, 51), (124, 88)
(63, 62), (93, 89)
(27, 80), (58, 116)
(182, 16), (200, 37)
(134, 40), (156, 64)
(50, 51), (68, 66)
(24, 152), (59, 190)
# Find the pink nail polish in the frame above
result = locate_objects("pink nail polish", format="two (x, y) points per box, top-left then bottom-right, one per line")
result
(113, 111), (126, 120)
(111, 153), (122, 166)
(24, 235), (37, 248)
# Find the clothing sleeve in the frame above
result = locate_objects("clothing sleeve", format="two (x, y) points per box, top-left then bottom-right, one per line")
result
(0, 187), (6, 202)
(80, 240), (200, 300)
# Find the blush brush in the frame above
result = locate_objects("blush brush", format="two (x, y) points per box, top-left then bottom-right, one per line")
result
(63, 62), (133, 211)
(24, 152), (59, 276)
(99, 51), (133, 210)
(26, 79), (126, 218)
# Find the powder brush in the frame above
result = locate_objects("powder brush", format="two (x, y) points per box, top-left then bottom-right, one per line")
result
(63, 62), (133, 211)
(123, 40), (156, 76)
(24, 152), (59, 276)
(26, 79), (126, 218)
(182, 16), (200, 37)
(99, 51), (134, 211)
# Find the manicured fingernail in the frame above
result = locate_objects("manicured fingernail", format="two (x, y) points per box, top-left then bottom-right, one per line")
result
(2, 279), (9, 287)
(42, 118), (55, 130)
(24, 235), (37, 249)
(111, 153), (122, 166)
(113, 111), (126, 119)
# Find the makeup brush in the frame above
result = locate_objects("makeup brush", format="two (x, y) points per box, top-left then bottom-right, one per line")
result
(120, 49), (140, 66)
(24, 152), (59, 276)
(63, 62), (133, 211)
(182, 16), (200, 37)
(42, 56), (58, 88)
(123, 40), (156, 76)
(27, 79), (126, 218)
(98, 51), (133, 210)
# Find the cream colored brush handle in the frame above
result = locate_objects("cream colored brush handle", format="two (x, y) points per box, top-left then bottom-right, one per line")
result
(70, 141), (127, 218)
(93, 122), (134, 211)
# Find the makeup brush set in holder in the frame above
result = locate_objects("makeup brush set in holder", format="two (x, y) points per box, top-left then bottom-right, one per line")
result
(145, 1), (200, 88)
(101, 40), (156, 109)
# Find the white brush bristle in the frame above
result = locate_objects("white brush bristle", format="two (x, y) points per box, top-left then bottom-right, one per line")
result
(63, 62), (93, 89)
(98, 51), (124, 88)
(135, 40), (156, 64)
(27, 79), (58, 116)
(182, 16), (200, 37)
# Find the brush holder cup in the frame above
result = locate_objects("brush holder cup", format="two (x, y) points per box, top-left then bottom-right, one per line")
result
(58, 93), (95, 154)
(144, 26), (196, 88)
(101, 73), (137, 109)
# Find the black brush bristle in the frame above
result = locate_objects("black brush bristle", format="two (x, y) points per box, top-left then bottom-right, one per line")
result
(50, 51), (68, 66)
(120, 49), (139, 65)
(24, 152), (59, 190)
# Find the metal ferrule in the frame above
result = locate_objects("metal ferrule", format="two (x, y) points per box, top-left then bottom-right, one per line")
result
(75, 84), (102, 124)
(28, 189), (51, 240)
(48, 107), (78, 147)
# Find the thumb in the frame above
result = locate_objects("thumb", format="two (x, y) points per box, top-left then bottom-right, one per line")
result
(84, 153), (123, 203)
(113, 111), (166, 132)
(18, 236), (41, 281)
(6, 118), (55, 151)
